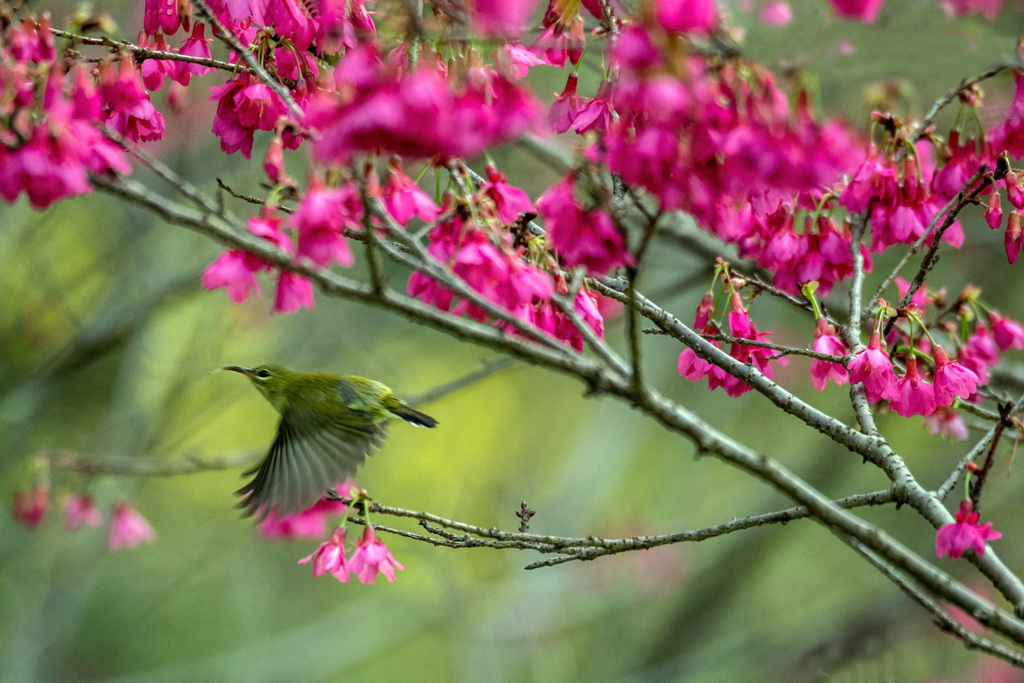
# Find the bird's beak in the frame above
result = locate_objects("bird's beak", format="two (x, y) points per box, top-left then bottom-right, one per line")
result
(223, 366), (255, 377)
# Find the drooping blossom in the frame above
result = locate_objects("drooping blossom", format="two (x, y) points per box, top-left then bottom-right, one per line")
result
(809, 318), (850, 390)
(936, 499), (1002, 560)
(990, 69), (1024, 159)
(989, 312), (1024, 351)
(298, 526), (351, 581)
(170, 22), (214, 85)
(549, 74), (584, 134)
(274, 270), (315, 313)
(259, 494), (350, 540)
(760, 1), (793, 25)
(65, 493), (103, 531)
(12, 483), (49, 529)
(381, 163), (441, 225)
(827, 0), (885, 22)
(985, 191), (1003, 230)
(479, 164), (533, 225)
(108, 503), (157, 551)
(347, 525), (405, 583)
(101, 57), (166, 143)
(209, 71), (291, 159)
(1005, 211), (1023, 264)
(931, 345), (979, 406)
(940, 0), (1003, 18)
(655, 0), (719, 34)
(144, 0), (183, 36)
(202, 208), (292, 305)
(924, 406), (969, 440)
(495, 43), (545, 80)
(287, 179), (357, 269)
(848, 332), (898, 402)
(889, 355), (937, 417)
(470, 0), (542, 39)
(571, 80), (614, 135)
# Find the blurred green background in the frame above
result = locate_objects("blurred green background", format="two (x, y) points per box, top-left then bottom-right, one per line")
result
(5, 1), (1024, 681)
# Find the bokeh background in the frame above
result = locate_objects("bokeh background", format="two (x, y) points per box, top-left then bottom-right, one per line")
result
(5, 1), (1024, 681)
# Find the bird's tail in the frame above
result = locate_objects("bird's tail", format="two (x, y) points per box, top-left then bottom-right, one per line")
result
(390, 403), (438, 428)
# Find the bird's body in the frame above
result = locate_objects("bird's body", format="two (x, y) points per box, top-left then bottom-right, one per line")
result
(224, 365), (437, 520)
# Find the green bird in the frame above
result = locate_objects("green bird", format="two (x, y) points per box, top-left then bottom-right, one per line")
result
(224, 365), (438, 520)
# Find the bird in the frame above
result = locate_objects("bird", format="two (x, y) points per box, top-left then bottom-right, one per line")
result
(223, 364), (438, 520)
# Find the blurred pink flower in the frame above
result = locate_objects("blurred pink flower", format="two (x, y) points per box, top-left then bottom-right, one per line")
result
(108, 503), (157, 551)
(259, 493), (349, 540)
(13, 483), (49, 529)
(827, 0), (884, 22)
(65, 493), (103, 531)
(760, 1), (792, 25)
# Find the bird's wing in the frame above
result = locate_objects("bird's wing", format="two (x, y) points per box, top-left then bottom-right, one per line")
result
(236, 408), (387, 520)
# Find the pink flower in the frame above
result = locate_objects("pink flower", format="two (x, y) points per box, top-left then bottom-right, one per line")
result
(989, 313), (1024, 351)
(201, 250), (264, 303)
(108, 503), (157, 551)
(760, 1), (792, 25)
(274, 270), (315, 313)
(144, 0), (181, 36)
(65, 493), (103, 531)
(940, 0), (1003, 21)
(13, 483), (49, 529)
(288, 180), (357, 268)
(827, 0), (885, 22)
(209, 72), (288, 158)
(990, 71), (1024, 159)
(259, 492), (349, 540)
(171, 23), (214, 85)
(655, 0), (719, 34)
(985, 191), (1003, 229)
(381, 164), (440, 225)
(889, 356), (937, 417)
(536, 175), (633, 275)
(678, 347), (714, 381)
(932, 345), (979, 406)
(848, 332), (898, 402)
(470, 0), (541, 38)
(549, 74), (584, 134)
(571, 80), (613, 134)
(101, 57), (166, 143)
(924, 407), (969, 440)
(1005, 211), (1023, 264)
(347, 526), (405, 583)
(202, 210), (291, 304)
(495, 42), (545, 80)
(810, 318), (849, 390)
(479, 164), (533, 224)
(298, 527), (351, 581)
(936, 499), (1002, 560)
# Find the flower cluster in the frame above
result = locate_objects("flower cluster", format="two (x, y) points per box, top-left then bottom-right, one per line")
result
(677, 291), (788, 397)
(299, 525), (405, 584)
(13, 486), (156, 552)
(0, 18), (132, 209)
(306, 44), (540, 164)
(407, 183), (607, 352)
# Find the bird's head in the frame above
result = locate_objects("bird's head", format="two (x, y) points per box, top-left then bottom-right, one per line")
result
(223, 364), (297, 413)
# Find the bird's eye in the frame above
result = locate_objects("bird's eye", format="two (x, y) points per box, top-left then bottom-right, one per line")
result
(255, 369), (271, 379)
